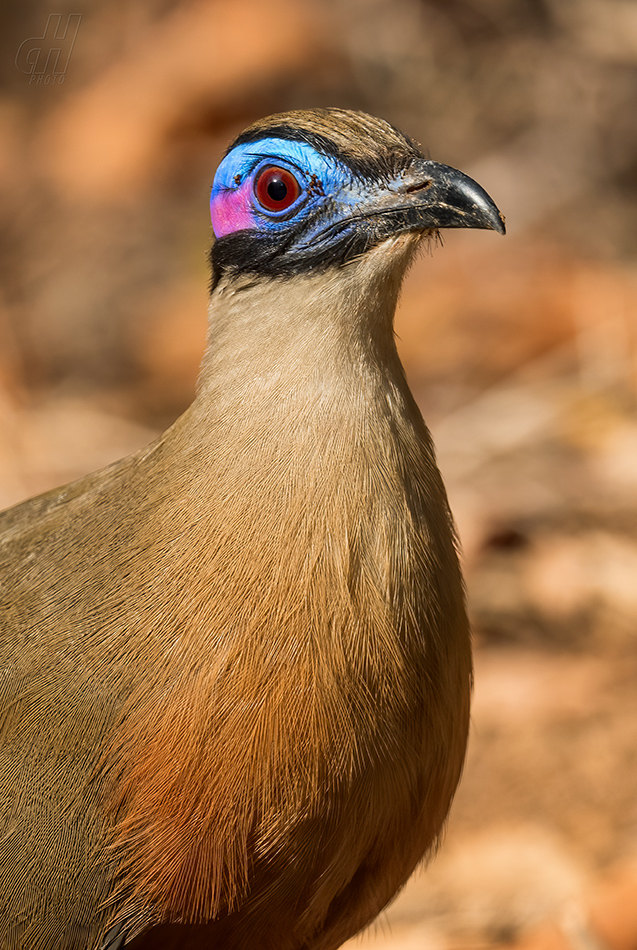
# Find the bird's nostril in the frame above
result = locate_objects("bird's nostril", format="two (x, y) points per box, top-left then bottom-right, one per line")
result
(404, 180), (433, 193)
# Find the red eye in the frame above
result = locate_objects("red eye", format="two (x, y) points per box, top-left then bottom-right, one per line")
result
(255, 166), (301, 212)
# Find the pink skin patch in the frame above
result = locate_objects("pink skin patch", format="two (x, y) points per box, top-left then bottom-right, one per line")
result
(210, 180), (255, 238)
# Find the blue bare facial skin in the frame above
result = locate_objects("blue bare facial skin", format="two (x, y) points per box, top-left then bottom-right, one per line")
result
(209, 124), (505, 287)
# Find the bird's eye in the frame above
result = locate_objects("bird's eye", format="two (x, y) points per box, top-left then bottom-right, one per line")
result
(254, 166), (301, 212)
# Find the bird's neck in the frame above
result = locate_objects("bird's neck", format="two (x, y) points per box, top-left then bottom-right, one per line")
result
(192, 236), (419, 428)
(163, 236), (431, 542)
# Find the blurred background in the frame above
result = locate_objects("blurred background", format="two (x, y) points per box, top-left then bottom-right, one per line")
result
(2, 1), (637, 948)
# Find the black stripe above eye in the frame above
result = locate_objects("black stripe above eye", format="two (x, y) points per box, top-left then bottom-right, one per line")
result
(229, 124), (419, 182)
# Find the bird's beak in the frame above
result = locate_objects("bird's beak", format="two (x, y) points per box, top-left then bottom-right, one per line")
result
(292, 157), (505, 266)
(370, 159), (506, 237)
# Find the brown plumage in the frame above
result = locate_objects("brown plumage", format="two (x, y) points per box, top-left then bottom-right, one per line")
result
(0, 110), (503, 949)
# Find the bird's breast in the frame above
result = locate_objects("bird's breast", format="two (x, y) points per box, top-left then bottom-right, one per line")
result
(105, 381), (471, 934)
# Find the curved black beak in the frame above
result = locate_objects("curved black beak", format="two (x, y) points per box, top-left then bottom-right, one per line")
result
(395, 159), (506, 235)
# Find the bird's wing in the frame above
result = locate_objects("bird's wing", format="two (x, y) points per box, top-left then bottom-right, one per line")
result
(0, 459), (121, 543)
(0, 455), (147, 948)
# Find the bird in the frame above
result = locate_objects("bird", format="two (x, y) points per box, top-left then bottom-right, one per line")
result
(0, 108), (504, 950)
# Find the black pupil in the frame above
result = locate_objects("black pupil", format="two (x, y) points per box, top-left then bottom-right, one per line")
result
(267, 177), (287, 202)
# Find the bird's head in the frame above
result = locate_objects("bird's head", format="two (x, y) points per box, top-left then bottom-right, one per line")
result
(209, 108), (504, 289)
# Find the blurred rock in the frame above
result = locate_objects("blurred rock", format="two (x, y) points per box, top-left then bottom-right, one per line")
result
(127, 280), (208, 421)
(411, 826), (587, 943)
(587, 864), (637, 950)
(0, 393), (157, 510)
(37, 0), (319, 199)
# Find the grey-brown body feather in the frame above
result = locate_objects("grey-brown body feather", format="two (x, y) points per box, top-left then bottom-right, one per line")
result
(0, 227), (471, 944)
